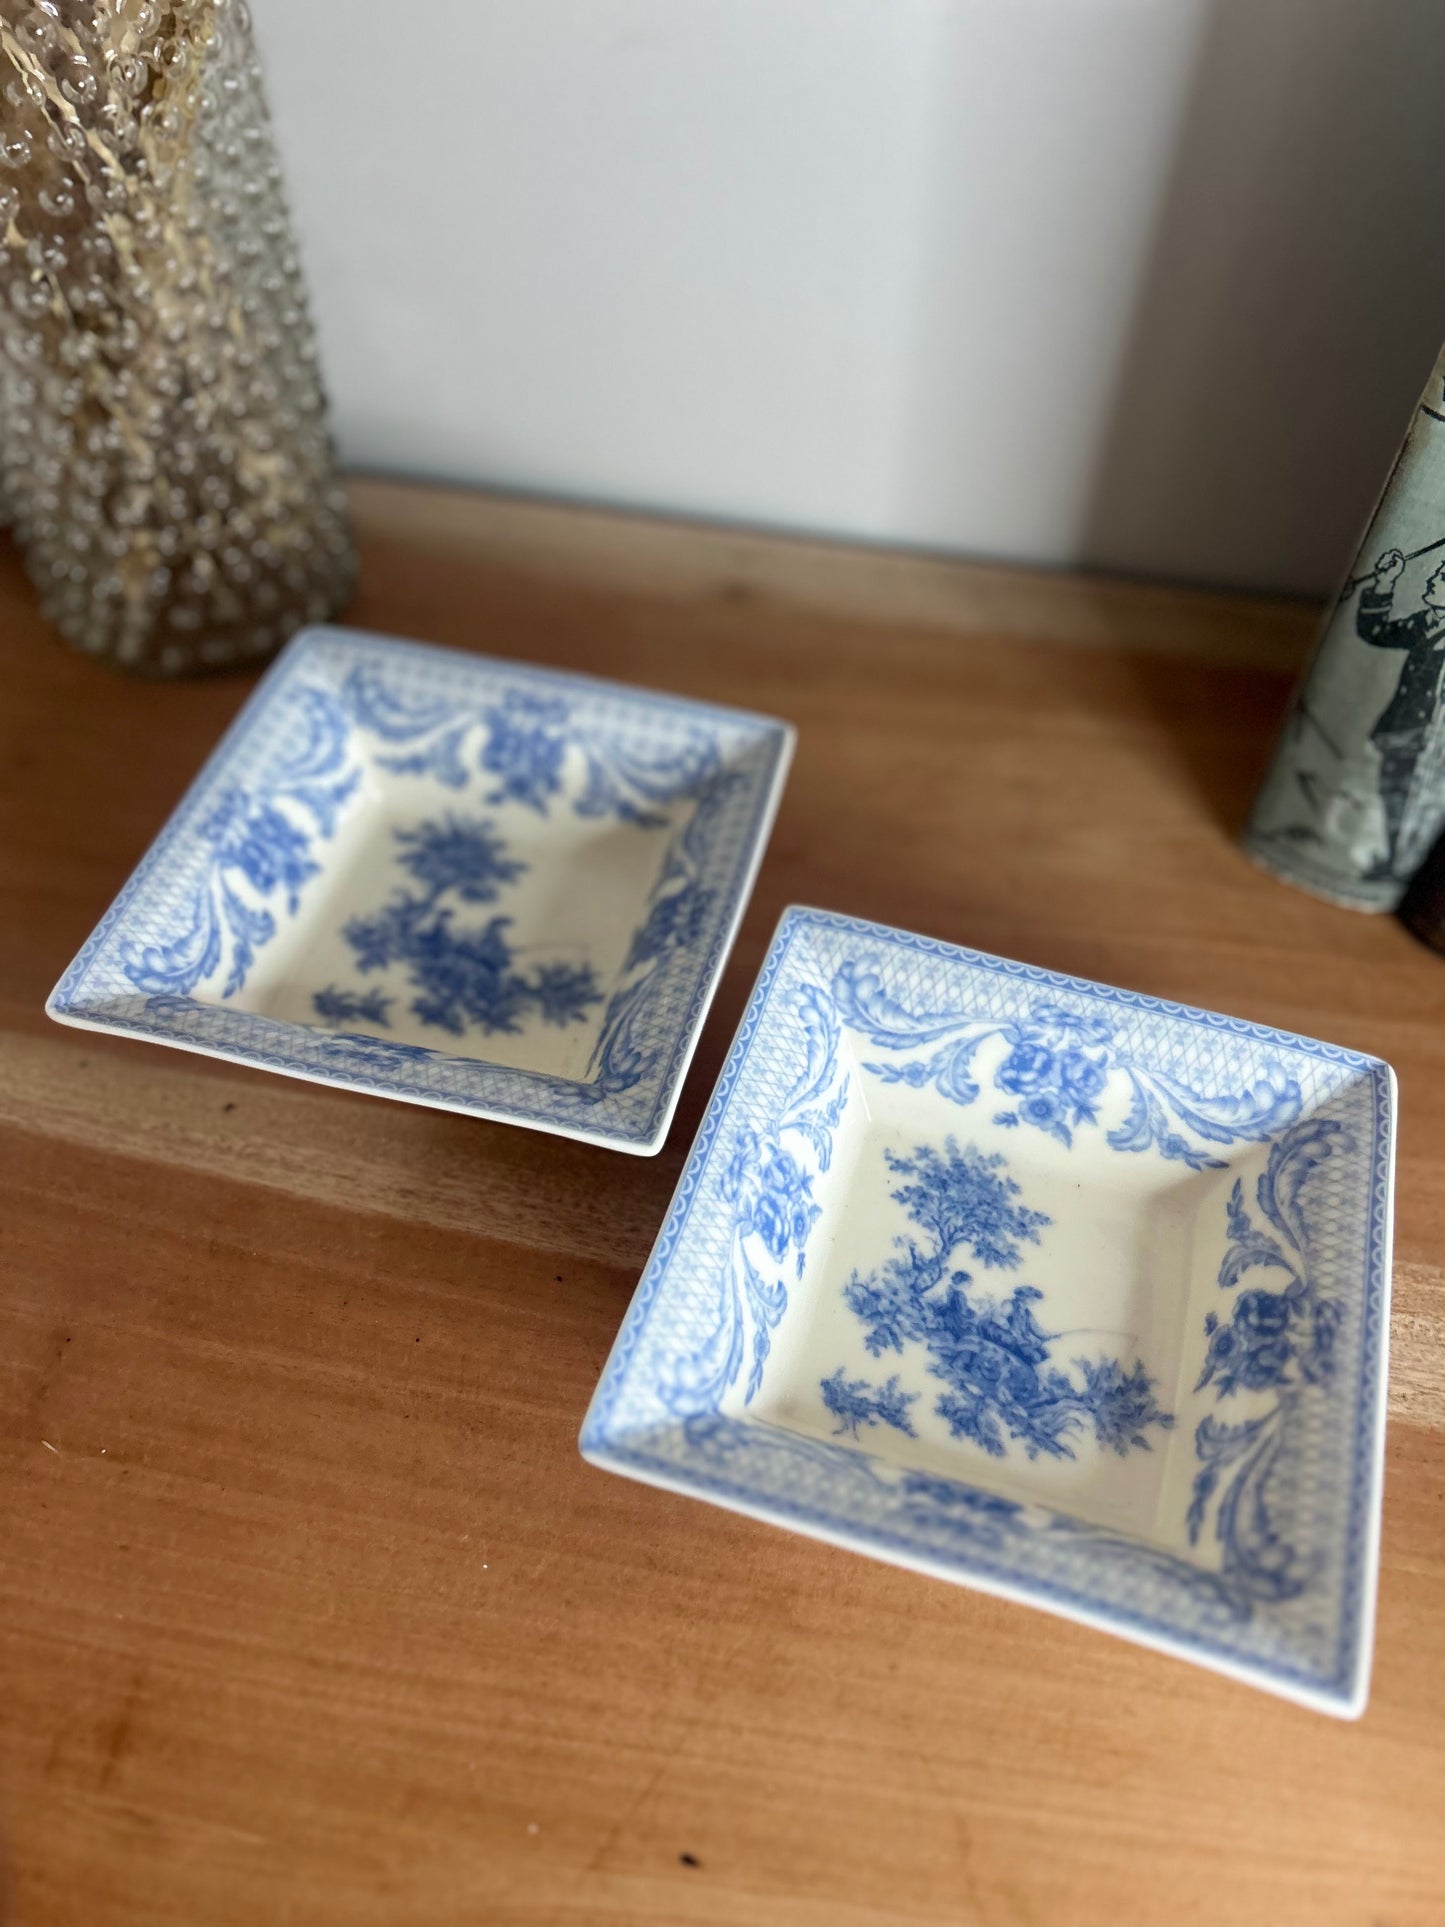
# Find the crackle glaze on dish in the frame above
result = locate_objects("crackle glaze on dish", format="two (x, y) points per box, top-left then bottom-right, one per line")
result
(48, 627), (793, 1153)
(581, 908), (1395, 1713)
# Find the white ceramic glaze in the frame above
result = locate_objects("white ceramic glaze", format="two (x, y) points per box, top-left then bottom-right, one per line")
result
(48, 627), (794, 1154)
(582, 907), (1395, 1713)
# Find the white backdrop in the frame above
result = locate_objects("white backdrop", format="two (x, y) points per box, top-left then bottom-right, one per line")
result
(251, 0), (1445, 596)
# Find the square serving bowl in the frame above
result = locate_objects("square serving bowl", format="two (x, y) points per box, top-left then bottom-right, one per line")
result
(48, 628), (793, 1153)
(581, 907), (1396, 1713)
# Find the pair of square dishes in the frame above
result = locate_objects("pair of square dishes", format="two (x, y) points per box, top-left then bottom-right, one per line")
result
(51, 627), (1395, 1718)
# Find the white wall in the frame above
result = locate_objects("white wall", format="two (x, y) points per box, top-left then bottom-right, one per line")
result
(251, 0), (1445, 597)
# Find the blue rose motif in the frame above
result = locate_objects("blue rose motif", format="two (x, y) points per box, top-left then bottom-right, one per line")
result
(481, 694), (568, 811)
(752, 1191), (789, 1259)
(1235, 1289), (1291, 1339)
(1058, 1047), (1107, 1104)
(996, 1040), (1055, 1095)
(1197, 1317), (1241, 1394)
(203, 791), (317, 908)
(1018, 1090), (1064, 1130)
(720, 1126), (762, 1204)
(1239, 1337), (1292, 1391)
(1197, 1287), (1298, 1396)
(722, 1131), (820, 1263)
(750, 1142), (820, 1261)
(1206, 1322), (1236, 1365)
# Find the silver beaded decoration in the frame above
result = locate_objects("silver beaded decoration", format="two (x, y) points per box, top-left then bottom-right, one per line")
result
(0, 0), (354, 673)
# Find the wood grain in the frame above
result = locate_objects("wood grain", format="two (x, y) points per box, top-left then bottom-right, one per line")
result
(2, 480), (1444, 1927)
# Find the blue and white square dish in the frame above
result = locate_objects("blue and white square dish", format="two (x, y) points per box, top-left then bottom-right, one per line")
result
(581, 907), (1396, 1713)
(48, 627), (794, 1154)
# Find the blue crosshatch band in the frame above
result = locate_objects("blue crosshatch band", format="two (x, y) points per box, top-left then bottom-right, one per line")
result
(47, 627), (794, 1154)
(581, 908), (1394, 1715)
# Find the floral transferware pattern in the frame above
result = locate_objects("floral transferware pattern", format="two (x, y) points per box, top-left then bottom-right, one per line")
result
(837, 966), (1303, 1168)
(663, 949), (1306, 1436)
(314, 814), (604, 1040)
(583, 908), (1394, 1714)
(338, 667), (719, 826)
(118, 686), (358, 999)
(1186, 1117), (1352, 1610)
(828, 1139), (1174, 1461)
(667, 983), (848, 1409)
(50, 629), (793, 1152)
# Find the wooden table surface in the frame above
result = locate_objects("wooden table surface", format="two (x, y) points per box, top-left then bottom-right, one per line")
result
(3, 479), (1444, 1927)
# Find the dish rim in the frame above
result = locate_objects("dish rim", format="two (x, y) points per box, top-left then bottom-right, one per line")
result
(46, 625), (796, 1155)
(581, 903), (1396, 1714)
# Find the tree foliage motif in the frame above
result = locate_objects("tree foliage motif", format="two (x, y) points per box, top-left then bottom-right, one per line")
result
(826, 1138), (1174, 1461)
(313, 814), (603, 1038)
